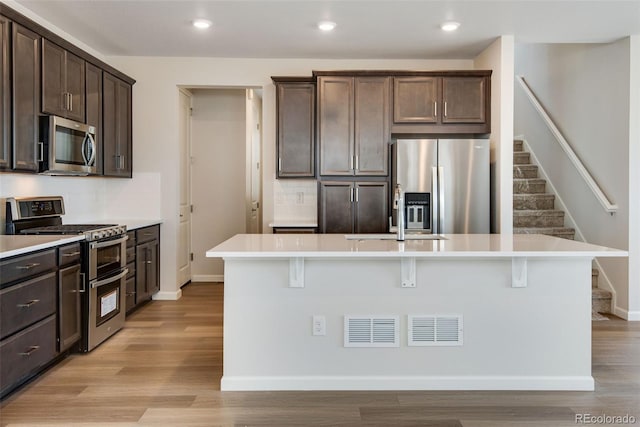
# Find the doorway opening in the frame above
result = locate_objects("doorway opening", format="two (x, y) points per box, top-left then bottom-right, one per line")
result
(178, 87), (263, 283)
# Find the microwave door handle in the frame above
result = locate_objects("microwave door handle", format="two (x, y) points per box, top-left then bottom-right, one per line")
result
(85, 133), (97, 166)
(81, 134), (89, 165)
(90, 268), (129, 289)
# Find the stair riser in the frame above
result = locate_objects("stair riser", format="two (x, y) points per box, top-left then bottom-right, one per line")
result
(514, 197), (554, 210)
(514, 216), (564, 227)
(514, 140), (524, 152)
(593, 297), (611, 314)
(514, 181), (545, 194)
(513, 166), (538, 179)
(514, 152), (530, 165)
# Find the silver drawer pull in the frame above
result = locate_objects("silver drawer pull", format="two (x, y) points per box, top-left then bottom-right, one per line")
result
(145, 261), (152, 264)
(19, 346), (40, 357)
(63, 251), (81, 257)
(16, 263), (41, 270)
(17, 299), (40, 308)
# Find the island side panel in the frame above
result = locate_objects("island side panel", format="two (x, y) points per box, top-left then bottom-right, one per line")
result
(221, 257), (592, 390)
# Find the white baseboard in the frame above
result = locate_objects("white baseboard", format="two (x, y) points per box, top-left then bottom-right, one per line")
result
(191, 274), (224, 282)
(152, 289), (182, 301)
(613, 306), (640, 321)
(221, 375), (594, 391)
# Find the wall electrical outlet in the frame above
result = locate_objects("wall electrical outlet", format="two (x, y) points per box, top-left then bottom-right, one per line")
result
(312, 315), (326, 336)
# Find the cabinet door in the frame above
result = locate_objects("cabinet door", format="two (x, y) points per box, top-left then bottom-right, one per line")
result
(320, 182), (354, 233)
(103, 72), (131, 177)
(135, 243), (149, 303)
(85, 63), (102, 174)
(354, 77), (389, 176)
(354, 182), (388, 234)
(442, 76), (487, 124)
(276, 83), (315, 178)
(0, 16), (9, 170)
(147, 240), (159, 294)
(41, 39), (66, 117)
(393, 77), (439, 124)
(12, 24), (40, 171)
(64, 50), (85, 122)
(58, 263), (81, 352)
(318, 77), (353, 176)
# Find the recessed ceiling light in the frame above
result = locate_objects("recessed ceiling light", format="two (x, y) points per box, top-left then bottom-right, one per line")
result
(193, 19), (212, 30)
(440, 21), (460, 32)
(318, 21), (337, 32)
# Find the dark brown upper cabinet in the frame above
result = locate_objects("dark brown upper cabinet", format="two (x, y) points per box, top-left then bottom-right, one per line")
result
(85, 62), (102, 175)
(319, 181), (388, 233)
(103, 72), (132, 177)
(0, 15), (10, 170)
(42, 39), (85, 122)
(274, 79), (315, 178)
(12, 23), (40, 172)
(318, 76), (389, 177)
(393, 77), (439, 123)
(392, 71), (491, 135)
(441, 76), (487, 124)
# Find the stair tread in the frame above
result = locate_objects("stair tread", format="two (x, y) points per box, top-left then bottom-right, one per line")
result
(592, 288), (612, 298)
(514, 178), (545, 182)
(514, 227), (575, 233)
(514, 193), (554, 198)
(513, 209), (564, 216)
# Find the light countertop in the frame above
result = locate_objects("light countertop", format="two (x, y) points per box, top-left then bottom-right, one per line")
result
(0, 235), (86, 260)
(206, 233), (627, 259)
(112, 219), (163, 231)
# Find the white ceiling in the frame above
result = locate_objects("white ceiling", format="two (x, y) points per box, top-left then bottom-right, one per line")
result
(12, 0), (640, 59)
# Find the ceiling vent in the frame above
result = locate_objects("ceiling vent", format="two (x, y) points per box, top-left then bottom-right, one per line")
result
(344, 315), (399, 348)
(408, 315), (463, 346)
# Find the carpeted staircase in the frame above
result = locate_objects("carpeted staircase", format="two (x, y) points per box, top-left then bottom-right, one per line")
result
(513, 139), (611, 317)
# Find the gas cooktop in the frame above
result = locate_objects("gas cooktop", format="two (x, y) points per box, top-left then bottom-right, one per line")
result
(20, 224), (127, 241)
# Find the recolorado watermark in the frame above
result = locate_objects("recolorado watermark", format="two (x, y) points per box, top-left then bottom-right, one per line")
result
(575, 413), (637, 424)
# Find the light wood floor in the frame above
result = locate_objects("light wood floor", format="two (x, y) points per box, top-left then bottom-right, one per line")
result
(1, 282), (639, 426)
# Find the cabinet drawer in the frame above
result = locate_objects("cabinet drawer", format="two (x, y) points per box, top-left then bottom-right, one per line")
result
(58, 243), (82, 266)
(126, 247), (136, 264)
(126, 230), (136, 248)
(0, 272), (57, 340)
(136, 225), (159, 244)
(0, 314), (57, 397)
(0, 249), (56, 287)
(125, 277), (136, 312)
(126, 262), (135, 279)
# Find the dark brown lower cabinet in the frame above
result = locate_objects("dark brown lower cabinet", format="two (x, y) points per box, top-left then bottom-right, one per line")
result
(58, 263), (81, 352)
(128, 225), (160, 313)
(320, 181), (388, 234)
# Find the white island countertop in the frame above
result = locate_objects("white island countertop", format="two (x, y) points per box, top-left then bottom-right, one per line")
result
(0, 235), (86, 259)
(207, 233), (627, 259)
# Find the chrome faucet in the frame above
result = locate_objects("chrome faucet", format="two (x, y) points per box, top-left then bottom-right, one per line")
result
(394, 184), (405, 241)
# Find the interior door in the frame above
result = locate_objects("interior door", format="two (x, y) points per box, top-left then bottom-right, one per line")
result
(246, 89), (262, 234)
(177, 90), (192, 286)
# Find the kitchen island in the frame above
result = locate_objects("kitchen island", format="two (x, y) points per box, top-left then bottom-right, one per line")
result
(206, 233), (626, 391)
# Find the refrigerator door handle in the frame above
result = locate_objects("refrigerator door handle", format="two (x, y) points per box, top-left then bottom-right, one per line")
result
(438, 166), (445, 234)
(431, 166), (439, 233)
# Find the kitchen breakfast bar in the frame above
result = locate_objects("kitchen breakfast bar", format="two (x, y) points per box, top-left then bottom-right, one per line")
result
(206, 234), (626, 391)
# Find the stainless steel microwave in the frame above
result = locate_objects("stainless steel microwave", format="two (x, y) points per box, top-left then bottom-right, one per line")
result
(39, 115), (97, 175)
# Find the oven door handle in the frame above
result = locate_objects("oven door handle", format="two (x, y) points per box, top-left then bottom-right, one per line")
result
(90, 268), (129, 289)
(90, 235), (128, 250)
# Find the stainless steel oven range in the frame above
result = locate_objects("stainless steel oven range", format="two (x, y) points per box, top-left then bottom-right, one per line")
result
(5, 196), (127, 352)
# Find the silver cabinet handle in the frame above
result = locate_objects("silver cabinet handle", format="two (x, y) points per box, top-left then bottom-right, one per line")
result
(19, 346), (40, 357)
(17, 299), (40, 308)
(63, 251), (81, 257)
(444, 101), (447, 117)
(69, 93), (73, 112)
(355, 187), (359, 203)
(350, 155), (354, 171)
(355, 155), (359, 171)
(121, 155), (125, 170)
(79, 273), (86, 293)
(38, 142), (44, 162)
(16, 263), (40, 270)
(350, 187), (354, 203)
(434, 101), (437, 118)
(278, 157), (282, 172)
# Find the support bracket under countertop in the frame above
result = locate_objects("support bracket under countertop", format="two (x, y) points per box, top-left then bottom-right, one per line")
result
(512, 257), (528, 288)
(289, 257), (305, 288)
(401, 257), (416, 288)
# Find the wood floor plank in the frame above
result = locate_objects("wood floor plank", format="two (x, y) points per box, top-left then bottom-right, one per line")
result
(1, 282), (639, 427)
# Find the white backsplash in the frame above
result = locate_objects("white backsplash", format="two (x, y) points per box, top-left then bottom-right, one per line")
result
(273, 179), (317, 223)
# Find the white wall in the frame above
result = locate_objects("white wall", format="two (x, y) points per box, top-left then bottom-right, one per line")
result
(514, 40), (633, 318)
(190, 89), (246, 280)
(474, 36), (515, 235)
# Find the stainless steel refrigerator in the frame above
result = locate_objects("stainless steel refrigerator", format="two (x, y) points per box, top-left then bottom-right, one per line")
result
(392, 139), (490, 234)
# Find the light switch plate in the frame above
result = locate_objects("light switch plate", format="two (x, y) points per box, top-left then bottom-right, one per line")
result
(312, 315), (326, 336)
